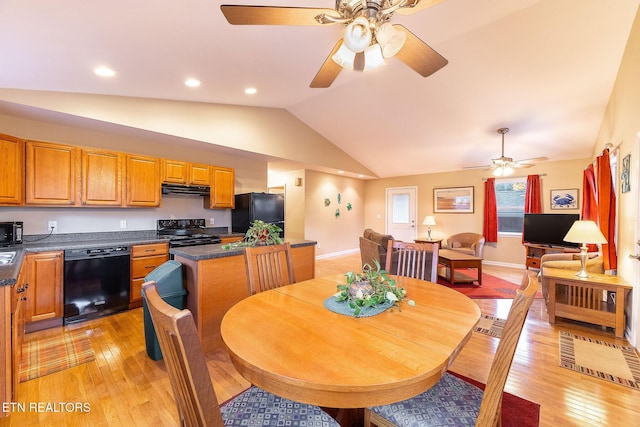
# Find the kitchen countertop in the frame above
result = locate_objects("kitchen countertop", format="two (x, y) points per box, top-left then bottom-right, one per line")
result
(169, 239), (317, 261)
(0, 229), (246, 287)
(0, 232), (315, 287)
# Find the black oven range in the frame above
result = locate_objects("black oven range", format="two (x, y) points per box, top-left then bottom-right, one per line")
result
(157, 219), (222, 248)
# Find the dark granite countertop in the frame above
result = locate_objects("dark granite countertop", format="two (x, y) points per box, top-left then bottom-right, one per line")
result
(0, 228), (247, 287)
(169, 239), (317, 261)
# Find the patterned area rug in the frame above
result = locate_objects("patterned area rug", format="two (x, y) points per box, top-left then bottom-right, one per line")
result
(559, 331), (640, 390)
(437, 269), (542, 299)
(474, 314), (506, 338)
(20, 330), (95, 382)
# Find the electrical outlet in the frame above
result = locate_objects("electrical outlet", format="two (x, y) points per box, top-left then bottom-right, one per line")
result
(209, 218), (215, 225)
(120, 220), (127, 229)
(48, 221), (58, 232)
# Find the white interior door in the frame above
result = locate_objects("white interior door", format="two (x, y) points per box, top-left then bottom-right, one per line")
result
(386, 187), (417, 242)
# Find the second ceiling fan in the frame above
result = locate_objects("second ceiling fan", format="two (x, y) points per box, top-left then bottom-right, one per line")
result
(464, 128), (549, 176)
(220, 0), (449, 88)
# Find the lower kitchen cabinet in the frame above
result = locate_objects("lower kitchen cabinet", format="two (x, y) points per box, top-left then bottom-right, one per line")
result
(1, 262), (27, 415)
(25, 251), (64, 332)
(130, 243), (169, 308)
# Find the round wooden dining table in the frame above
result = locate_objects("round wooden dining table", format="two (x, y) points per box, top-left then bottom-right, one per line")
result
(220, 274), (481, 409)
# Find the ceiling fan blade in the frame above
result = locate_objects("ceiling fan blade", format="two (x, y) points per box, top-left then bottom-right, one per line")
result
(310, 40), (344, 88)
(393, 25), (448, 77)
(516, 156), (549, 164)
(511, 163), (535, 169)
(463, 164), (493, 170)
(220, 5), (338, 26)
(395, 0), (447, 16)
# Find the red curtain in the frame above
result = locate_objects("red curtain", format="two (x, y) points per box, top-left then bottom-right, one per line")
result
(483, 178), (498, 243)
(524, 175), (542, 213)
(596, 149), (617, 271)
(522, 175), (542, 243)
(582, 165), (597, 222)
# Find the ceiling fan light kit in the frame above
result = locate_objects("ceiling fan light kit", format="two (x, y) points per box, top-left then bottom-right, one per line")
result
(220, 0), (449, 88)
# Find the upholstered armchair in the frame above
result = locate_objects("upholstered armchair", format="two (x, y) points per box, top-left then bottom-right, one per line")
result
(446, 233), (485, 258)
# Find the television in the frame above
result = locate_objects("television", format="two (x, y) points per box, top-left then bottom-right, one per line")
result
(522, 213), (580, 248)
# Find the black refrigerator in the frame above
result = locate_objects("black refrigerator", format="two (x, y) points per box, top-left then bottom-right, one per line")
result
(232, 192), (285, 236)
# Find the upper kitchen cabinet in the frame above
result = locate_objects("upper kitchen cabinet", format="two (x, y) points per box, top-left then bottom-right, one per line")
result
(126, 154), (161, 207)
(206, 166), (235, 209)
(81, 148), (124, 206)
(162, 159), (210, 186)
(25, 140), (79, 206)
(0, 133), (24, 206)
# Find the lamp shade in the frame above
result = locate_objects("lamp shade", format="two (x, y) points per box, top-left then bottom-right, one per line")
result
(563, 220), (607, 244)
(343, 17), (371, 53)
(362, 44), (384, 71)
(332, 42), (356, 69)
(493, 165), (513, 177)
(375, 23), (406, 58)
(423, 216), (436, 226)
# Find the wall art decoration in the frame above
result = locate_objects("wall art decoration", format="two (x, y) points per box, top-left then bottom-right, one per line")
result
(550, 188), (579, 210)
(621, 154), (631, 193)
(434, 186), (474, 213)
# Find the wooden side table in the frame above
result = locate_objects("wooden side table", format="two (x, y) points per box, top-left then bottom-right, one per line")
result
(414, 238), (442, 246)
(542, 267), (632, 338)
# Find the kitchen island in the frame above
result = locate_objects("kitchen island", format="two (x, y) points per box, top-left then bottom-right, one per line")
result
(171, 239), (316, 353)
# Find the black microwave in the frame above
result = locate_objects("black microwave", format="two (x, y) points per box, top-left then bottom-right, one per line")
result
(0, 221), (23, 246)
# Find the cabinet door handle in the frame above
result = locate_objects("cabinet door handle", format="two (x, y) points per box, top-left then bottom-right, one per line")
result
(629, 254), (640, 260)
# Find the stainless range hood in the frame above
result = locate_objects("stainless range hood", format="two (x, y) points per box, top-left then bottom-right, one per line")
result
(161, 183), (210, 196)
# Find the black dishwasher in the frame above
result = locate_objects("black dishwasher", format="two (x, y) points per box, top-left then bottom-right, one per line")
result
(64, 246), (131, 324)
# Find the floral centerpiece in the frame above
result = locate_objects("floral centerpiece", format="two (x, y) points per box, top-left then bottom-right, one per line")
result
(334, 260), (414, 316)
(221, 220), (283, 250)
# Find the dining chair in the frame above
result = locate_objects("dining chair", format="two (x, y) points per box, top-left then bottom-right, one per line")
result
(243, 242), (296, 295)
(141, 281), (339, 427)
(364, 272), (538, 427)
(385, 240), (440, 283)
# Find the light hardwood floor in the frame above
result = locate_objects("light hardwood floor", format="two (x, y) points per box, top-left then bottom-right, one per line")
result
(1, 253), (637, 426)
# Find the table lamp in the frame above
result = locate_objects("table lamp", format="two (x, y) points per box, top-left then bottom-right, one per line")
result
(423, 216), (436, 240)
(563, 220), (607, 278)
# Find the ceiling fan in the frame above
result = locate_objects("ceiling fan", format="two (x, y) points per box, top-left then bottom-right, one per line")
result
(464, 128), (549, 177)
(220, 0), (449, 88)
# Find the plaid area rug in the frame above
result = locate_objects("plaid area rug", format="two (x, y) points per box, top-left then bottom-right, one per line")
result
(474, 314), (505, 338)
(559, 331), (640, 390)
(20, 330), (95, 382)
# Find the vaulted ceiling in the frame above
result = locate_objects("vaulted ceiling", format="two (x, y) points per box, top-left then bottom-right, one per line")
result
(0, 0), (638, 178)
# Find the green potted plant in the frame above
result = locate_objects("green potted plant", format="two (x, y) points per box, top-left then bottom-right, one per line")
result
(222, 220), (283, 250)
(335, 260), (414, 316)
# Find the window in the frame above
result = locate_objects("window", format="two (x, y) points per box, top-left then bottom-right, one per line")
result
(495, 177), (526, 233)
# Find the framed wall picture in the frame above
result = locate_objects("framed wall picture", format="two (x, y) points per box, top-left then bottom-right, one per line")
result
(550, 188), (579, 210)
(434, 186), (474, 213)
(621, 154), (631, 193)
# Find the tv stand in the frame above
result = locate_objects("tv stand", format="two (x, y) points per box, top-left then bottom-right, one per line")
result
(524, 243), (579, 270)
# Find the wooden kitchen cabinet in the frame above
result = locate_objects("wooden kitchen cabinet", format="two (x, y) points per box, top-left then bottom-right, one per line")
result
(206, 166), (235, 209)
(25, 140), (79, 206)
(10, 263), (27, 401)
(162, 159), (210, 186)
(126, 154), (161, 207)
(0, 133), (24, 206)
(25, 251), (63, 332)
(130, 243), (169, 308)
(81, 148), (124, 206)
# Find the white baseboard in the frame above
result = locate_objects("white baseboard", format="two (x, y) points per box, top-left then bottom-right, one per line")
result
(316, 248), (360, 260)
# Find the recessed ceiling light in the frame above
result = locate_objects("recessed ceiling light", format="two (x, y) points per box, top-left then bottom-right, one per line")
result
(185, 78), (201, 87)
(94, 66), (115, 77)
(245, 87), (257, 95)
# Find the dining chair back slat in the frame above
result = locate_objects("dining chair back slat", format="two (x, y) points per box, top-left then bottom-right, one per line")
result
(244, 242), (296, 295)
(385, 240), (439, 283)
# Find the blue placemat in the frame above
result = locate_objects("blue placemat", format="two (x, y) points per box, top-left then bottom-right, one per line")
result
(323, 296), (394, 317)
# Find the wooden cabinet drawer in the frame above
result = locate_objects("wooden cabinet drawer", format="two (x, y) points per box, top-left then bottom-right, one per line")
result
(131, 243), (168, 257)
(131, 254), (168, 278)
